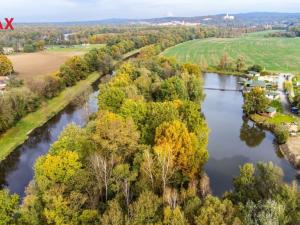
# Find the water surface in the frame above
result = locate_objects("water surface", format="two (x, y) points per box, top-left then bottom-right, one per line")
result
(203, 73), (299, 196)
(0, 87), (99, 198)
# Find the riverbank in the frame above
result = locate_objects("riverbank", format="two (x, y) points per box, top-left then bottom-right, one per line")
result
(0, 72), (100, 161)
(281, 138), (300, 169)
(204, 66), (244, 76)
(250, 113), (300, 168)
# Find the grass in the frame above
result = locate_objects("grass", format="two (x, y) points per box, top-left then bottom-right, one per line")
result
(0, 72), (100, 161)
(163, 31), (300, 73)
(45, 44), (105, 53)
(251, 113), (297, 126)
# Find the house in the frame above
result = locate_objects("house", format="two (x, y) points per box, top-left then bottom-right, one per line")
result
(265, 107), (277, 117)
(3, 47), (14, 55)
(246, 71), (260, 78)
(244, 80), (266, 89)
(265, 91), (280, 100)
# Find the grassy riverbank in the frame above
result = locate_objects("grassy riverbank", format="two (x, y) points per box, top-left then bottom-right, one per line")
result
(0, 72), (100, 161)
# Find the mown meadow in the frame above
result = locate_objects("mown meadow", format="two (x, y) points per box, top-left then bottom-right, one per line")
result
(163, 31), (300, 73)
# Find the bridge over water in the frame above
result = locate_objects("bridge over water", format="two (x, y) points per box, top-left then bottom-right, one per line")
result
(204, 87), (243, 92)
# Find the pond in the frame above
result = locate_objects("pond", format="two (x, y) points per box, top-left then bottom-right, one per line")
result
(203, 73), (299, 196)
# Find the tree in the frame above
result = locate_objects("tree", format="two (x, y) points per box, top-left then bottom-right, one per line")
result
(59, 56), (89, 86)
(34, 150), (83, 192)
(49, 124), (92, 158)
(0, 55), (13, 76)
(219, 53), (231, 70)
(236, 56), (245, 72)
(129, 191), (162, 225)
(142, 101), (180, 144)
(247, 64), (263, 73)
(154, 120), (208, 188)
(111, 164), (137, 209)
(181, 63), (201, 76)
(158, 76), (189, 101)
(98, 85), (126, 113)
(84, 48), (100, 72)
(101, 199), (125, 225)
(243, 87), (270, 115)
(163, 206), (188, 225)
(194, 195), (242, 225)
(241, 200), (287, 225)
(0, 190), (19, 225)
(91, 111), (140, 200)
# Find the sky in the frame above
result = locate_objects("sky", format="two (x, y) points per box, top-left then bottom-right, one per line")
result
(1, 0), (300, 22)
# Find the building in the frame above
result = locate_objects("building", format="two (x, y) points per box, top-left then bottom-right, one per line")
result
(246, 71), (260, 78)
(3, 47), (14, 55)
(264, 107), (277, 118)
(224, 13), (235, 21)
(265, 91), (280, 100)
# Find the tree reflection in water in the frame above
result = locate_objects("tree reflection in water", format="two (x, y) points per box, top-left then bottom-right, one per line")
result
(240, 120), (266, 148)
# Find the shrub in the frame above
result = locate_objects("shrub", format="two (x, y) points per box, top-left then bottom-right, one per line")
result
(0, 55), (13, 76)
(274, 125), (289, 144)
(248, 64), (263, 73)
(28, 73), (65, 99)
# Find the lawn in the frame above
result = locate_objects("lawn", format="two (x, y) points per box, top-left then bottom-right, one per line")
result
(0, 72), (100, 161)
(163, 31), (300, 73)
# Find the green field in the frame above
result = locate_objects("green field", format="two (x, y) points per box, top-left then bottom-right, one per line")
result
(163, 31), (300, 73)
(46, 44), (105, 52)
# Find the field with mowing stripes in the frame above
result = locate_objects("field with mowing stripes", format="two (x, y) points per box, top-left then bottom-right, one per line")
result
(163, 31), (300, 73)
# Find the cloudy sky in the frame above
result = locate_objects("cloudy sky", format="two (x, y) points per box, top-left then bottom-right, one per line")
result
(2, 0), (300, 22)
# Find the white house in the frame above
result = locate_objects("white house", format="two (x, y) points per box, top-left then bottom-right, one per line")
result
(224, 13), (235, 21)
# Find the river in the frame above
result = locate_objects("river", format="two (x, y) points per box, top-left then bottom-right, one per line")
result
(0, 83), (99, 198)
(0, 73), (299, 198)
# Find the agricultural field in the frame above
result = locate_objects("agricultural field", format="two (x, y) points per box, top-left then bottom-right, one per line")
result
(163, 31), (300, 73)
(8, 44), (104, 81)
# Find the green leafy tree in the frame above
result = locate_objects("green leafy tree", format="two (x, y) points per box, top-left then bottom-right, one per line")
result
(158, 76), (189, 101)
(35, 150), (83, 192)
(163, 206), (188, 225)
(101, 199), (125, 225)
(241, 200), (287, 225)
(98, 85), (126, 113)
(59, 56), (89, 86)
(195, 195), (242, 225)
(0, 190), (19, 225)
(129, 191), (163, 225)
(243, 87), (270, 115)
